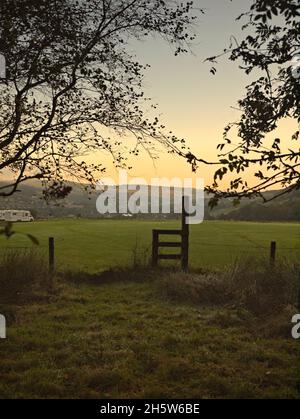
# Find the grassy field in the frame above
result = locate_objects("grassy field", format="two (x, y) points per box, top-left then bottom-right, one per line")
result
(0, 276), (299, 399)
(0, 219), (299, 272)
(0, 219), (299, 399)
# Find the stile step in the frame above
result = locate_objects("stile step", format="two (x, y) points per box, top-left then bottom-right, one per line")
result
(158, 254), (182, 260)
(158, 242), (182, 248)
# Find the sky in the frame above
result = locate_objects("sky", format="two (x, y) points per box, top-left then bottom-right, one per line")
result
(1, 0), (296, 188)
(92, 0), (297, 188)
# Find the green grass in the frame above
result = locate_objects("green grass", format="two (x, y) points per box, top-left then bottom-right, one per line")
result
(0, 219), (299, 272)
(0, 278), (299, 399)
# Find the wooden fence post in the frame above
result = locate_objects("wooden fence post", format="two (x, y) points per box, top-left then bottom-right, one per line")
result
(49, 237), (55, 275)
(181, 196), (189, 272)
(152, 230), (158, 267)
(270, 241), (276, 265)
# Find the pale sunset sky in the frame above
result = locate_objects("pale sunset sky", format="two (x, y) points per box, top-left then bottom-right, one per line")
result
(92, 0), (297, 188)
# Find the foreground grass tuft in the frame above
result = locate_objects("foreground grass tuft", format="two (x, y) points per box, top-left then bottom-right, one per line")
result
(158, 258), (299, 315)
(0, 248), (51, 306)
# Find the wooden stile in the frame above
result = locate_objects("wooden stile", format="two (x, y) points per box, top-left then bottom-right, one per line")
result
(152, 196), (189, 271)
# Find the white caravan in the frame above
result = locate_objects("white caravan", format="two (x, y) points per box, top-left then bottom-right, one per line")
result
(0, 210), (34, 222)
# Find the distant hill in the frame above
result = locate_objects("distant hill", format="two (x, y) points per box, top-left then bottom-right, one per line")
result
(0, 181), (99, 219)
(216, 189), (300, 222)
(0, 180), (299, 221)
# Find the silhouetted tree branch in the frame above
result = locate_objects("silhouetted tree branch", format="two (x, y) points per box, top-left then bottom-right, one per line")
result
(0, 0), (200, 197)
(196, 0), (300, 206)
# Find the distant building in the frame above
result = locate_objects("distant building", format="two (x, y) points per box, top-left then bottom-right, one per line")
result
(0, 210), (34, 222)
